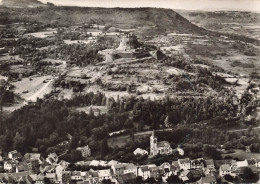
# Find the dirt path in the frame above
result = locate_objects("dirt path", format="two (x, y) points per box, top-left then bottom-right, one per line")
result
(228, 126), (260, 133)
(26, 79), (53, 102)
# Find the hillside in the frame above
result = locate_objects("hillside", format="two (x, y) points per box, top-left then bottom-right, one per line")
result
(1, 0), (45, 7)
(176, 10), (260, 40)
(0, 6), (206, 35)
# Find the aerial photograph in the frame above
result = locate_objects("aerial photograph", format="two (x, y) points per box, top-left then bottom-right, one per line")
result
(0, 0), (259, 183)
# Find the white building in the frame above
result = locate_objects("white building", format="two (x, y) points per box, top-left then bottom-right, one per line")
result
(178, 158), (191, 170)
(176, 147), (184, 156)
(76, 145), (91, 158)
(219, 164), (231, 176)
(133, 148), (148, 156)
(137, 166), (150, 180)
(123, 163), (137, 176)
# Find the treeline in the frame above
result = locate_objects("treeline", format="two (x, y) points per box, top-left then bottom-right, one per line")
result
(49, 44), (104, 66)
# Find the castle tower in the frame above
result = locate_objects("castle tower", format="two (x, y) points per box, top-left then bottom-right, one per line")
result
(116, 33), (137, 51)
(150, 130), (158, 155)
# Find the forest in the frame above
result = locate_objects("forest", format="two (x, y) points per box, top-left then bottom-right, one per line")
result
(0, 87), (258, 163)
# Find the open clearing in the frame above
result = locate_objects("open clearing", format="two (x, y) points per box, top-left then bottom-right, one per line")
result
(24, 28), (57, 38)
(12, 75), (53, 102)
(222, 149), (260, 160)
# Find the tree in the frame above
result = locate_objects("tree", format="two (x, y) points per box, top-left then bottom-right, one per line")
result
(203, 145), (221, 159)
(224, 174), (234, 182)
(70, 150), (82, 162)
(135, 176), (143, 184)
(13, 132), (25, 152)
(166, 174), (184, 183)
(70, 136), (79, 150)
(89, 107), (94, 117)
(101, 139), (109, 158)
(240, 167), (259, 182)
(144, 177), (157, 183)
(102, 179), (112, 184)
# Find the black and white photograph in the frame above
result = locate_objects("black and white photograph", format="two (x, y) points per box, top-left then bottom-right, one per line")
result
(0, 0), (259, 183)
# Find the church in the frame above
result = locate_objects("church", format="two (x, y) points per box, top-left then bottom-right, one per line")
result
(150, 131), (173, 156)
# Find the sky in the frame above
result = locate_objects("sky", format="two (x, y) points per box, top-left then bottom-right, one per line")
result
(35, 0), (260, 11)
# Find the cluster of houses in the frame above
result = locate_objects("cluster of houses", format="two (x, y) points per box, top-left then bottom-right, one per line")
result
(1, 149), (260, 184)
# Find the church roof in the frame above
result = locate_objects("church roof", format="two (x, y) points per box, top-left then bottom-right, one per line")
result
(157, 141), (171, 148)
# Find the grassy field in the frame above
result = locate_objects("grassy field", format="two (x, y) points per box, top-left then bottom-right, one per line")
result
(222, 149), (260, 160)
(12, 75), (53, 102)
(24, 28), (56, 38)
(107, 134), (131, 148)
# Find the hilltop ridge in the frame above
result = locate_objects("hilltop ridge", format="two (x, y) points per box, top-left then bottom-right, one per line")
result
(0, 6), (206, 36)
(1, 0), (45, 7)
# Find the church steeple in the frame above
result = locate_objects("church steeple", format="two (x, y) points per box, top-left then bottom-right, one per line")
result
(150, 130), (158, 156)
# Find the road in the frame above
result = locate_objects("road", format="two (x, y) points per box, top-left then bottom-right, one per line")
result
(228, 126), (260, 133)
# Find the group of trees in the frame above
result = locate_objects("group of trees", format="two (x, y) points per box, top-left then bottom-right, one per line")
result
(0, 79), (258, 168)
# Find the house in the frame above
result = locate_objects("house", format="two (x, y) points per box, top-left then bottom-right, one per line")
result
(90, 160), (100, 167)
(159, 162), (174, 178)
(56, 161), (69, 183)
(205, 159), (215, 171)
(76, 145), (91, 158)
(172, 161), (180, 171)
(4, 161), (17, 172)
(133, 148), (148, 156)
(71, 171), (82, 181)
(176, 146), (184, 156)
(23, 153), (41, 161)
(117, 173), (136, 184)
(46, 153), (58, 165)
(75, 161), (91, 166)
(123, 163), (137, 176)
(246, 159), (256, 166)
(62, 171), (71, 183)
(99, 160), (107, 167)
(190, 158), (204, 169)
(150, 131), (173, 156)
(80, 171), (90, 181)
(179, 170), (190, 182)
(178, 158), (191, 170)
(198, 176), (217, 184)
(112, 164), (126, 177)
(255, 159), (260, 168)
(137, 166), (150, 180)
(16, 162), (30, 173)
(219, 164), (231, 176)
(107, 160), (119, 166)
(149, 166), (159, 179)
(8, 150), (22, 161)
(97, 169), (113, 182)
(45, 173), (57, 183)
(24, 159), (39, 171)
(230, 160), (248, 171)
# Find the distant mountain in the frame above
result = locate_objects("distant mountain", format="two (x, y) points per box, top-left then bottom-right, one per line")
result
(1, 0), (46, 7)
(0, 6), (207, 36)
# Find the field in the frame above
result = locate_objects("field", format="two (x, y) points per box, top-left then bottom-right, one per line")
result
(11, 75), (53, 102)
(107, 134), (131, 148)
(222, 149), (260, 160)
(24, 28), (57, 38)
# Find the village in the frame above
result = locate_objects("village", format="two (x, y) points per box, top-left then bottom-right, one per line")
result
(0, 130), (259, 184)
